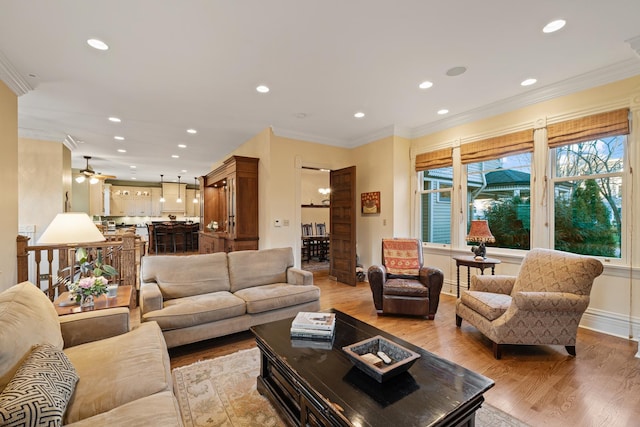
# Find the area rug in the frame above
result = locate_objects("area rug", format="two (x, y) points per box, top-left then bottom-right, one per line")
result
(172, 348), (529, 427)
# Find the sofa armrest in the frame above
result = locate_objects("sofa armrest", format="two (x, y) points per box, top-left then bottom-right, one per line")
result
(470, 275), (516, 294)
(59, 307), (130, 348)
(140, 282), (163, 315)
(367, 265), (386, 311)
(419, 266), (444, 318)
(287, 267), (314, 286)
(513, 292), (590, 312)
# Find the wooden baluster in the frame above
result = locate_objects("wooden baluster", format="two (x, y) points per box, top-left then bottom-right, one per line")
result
(16, 235), (30, 283)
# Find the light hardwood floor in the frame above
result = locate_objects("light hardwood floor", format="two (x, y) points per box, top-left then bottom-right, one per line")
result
(157, 274), (640, 427)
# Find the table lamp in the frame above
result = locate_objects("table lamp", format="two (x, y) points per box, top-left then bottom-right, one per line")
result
(38, 212), (106, 245)
(466, 220), (495, 260)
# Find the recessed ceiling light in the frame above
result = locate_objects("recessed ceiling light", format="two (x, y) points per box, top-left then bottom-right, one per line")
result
(114, 136), (125, 141)
(186, 129), (197, 134)
(294, 113), (307, 119)
(178, 144), (187, 148)
(419, 81), (433, 89)
(108, 117), (121, 123)
(437, 109), (449, 115)
(117, 149), (126, 153)
(543, 19), (566, 34)
(446, 66), (467, 77)
(521, 78), (537, 86)
(181, 169), (187, 173)
(130, 165), (136, 169)
(87, 38), (109, 50)
(354, 112), (365, 119)
(131, 177), (137, 180)
(256, 85), (270, 93)
(172, 155), (180, 158)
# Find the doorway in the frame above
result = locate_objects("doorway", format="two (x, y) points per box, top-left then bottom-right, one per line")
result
(300, 168), (330, 274)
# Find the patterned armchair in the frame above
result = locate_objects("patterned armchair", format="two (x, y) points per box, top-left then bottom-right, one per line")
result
(368, 238), (444, 319)
(456, 248), (603, 359)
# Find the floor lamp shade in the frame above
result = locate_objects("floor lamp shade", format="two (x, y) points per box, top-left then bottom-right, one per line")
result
(37, 213), (106, 245)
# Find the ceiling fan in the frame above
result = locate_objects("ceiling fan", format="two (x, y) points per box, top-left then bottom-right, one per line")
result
(75, 156), (116, 184)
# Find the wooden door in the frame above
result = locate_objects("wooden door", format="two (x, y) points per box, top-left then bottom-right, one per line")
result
(330, 166), (356, 286)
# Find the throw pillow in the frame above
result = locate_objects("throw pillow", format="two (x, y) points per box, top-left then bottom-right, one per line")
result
(0, 344), (78, 427)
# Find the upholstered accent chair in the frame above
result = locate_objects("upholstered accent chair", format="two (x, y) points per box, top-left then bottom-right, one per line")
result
(368, 238), (444, 319)
(456, 248), (603, 359)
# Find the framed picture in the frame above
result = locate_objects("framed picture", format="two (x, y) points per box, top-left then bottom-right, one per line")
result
(361, 191), (380, 214)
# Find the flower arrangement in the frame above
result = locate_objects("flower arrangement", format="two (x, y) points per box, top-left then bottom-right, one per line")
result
(68, 276), (109, 302)
(68, 247), (119, 306)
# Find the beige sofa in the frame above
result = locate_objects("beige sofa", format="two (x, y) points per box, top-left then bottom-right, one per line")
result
(139, 247), (321, 348)
(0, 282), (182, 426)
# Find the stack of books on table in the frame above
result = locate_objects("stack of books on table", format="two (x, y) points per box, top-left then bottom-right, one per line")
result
(290, 311), (336, 341)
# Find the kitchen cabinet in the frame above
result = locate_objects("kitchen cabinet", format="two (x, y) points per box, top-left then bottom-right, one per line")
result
(200, 156), (258, 253)
(89, 182), (105, 216)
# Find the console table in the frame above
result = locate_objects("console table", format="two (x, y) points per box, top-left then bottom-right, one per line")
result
(453, 255), (501, 298)
(252, 309), (494, 426)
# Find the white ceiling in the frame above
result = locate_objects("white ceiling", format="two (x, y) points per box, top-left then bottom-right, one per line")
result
(1, 0), (640, 183)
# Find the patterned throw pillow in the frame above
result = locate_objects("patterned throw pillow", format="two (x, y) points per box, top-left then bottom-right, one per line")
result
(0, 344), (78, 427)
(383, 239), (421, 276)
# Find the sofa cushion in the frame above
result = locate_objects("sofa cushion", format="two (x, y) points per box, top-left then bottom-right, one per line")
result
(63, 390), (182, 427)
(141, 253), (230, 299)
(383, 278), (428, 297)
(228, 248), (294, 292)
(0, 344), (78, 427)
(460, 291), (512, 321)
(235, 284), (321, 314)
(143, 291), (247, 330)
(62, 322), (171, 424)
(0, 282), (64, 393)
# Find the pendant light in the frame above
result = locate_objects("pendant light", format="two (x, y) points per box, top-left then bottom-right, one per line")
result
(193, 177), (199, 203)
(159, 174), (165, 203)
(176, 176), (182, 203)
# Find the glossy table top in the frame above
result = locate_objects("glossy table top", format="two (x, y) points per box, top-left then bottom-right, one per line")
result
(252, 309), (494, 426)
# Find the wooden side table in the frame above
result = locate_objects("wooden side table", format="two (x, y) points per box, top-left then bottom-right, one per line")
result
(53, 285), (134, 316)
(453, 255), (501, 298)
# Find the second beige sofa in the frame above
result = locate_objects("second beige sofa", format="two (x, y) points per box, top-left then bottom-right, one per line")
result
(140, 247), (321, 348)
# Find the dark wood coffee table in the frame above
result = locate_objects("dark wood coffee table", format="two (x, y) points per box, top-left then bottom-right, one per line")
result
(251, 309), (494, 427)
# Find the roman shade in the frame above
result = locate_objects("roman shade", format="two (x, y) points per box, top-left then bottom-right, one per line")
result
(460, 129), (534, 164)
(547, 108), (630, 148)
(415, 147), (453, 172)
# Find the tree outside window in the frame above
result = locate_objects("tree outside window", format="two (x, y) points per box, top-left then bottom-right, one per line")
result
(467, 153), (531, 250)
(552, 136), (624, 257)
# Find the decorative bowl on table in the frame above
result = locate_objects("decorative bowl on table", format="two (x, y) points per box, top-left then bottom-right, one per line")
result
(342, 335), (420, 383)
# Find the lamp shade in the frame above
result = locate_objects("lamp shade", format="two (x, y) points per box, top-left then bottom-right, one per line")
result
(37, 213), (106, 245)
(466, 220), (495, 243)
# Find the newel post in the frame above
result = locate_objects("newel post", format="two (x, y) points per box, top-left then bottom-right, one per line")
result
(16, 235), (30, 283)
(121, 232), (137, 307)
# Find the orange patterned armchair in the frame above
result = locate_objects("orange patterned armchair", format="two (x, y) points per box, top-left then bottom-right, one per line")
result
(368, 238), (444, 319)
(456, 248), (603, 359)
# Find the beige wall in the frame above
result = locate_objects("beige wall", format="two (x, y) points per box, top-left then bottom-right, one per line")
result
(0, 82), (18, 290)
(18, 138), (70, 243)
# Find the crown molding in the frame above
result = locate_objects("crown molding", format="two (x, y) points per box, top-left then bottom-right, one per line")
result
(410, 58), (640, 139)
(627, 35), (640, 58)
(348, 125), (412, 147)
(0, 50), (32, 96)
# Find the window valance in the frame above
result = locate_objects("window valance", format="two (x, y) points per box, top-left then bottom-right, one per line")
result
(460, 129), (534, 164)
(547, 108), (629, 148)
(415, 147), (453, 172)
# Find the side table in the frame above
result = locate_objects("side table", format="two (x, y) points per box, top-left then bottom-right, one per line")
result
(453, 255), (501, 298)
(53, 285), (134, 316)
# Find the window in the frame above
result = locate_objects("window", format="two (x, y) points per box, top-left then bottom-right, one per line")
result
(552, 136), (625, 257)
(467, 153), (531, 250)
(419, 167), (452, 244)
